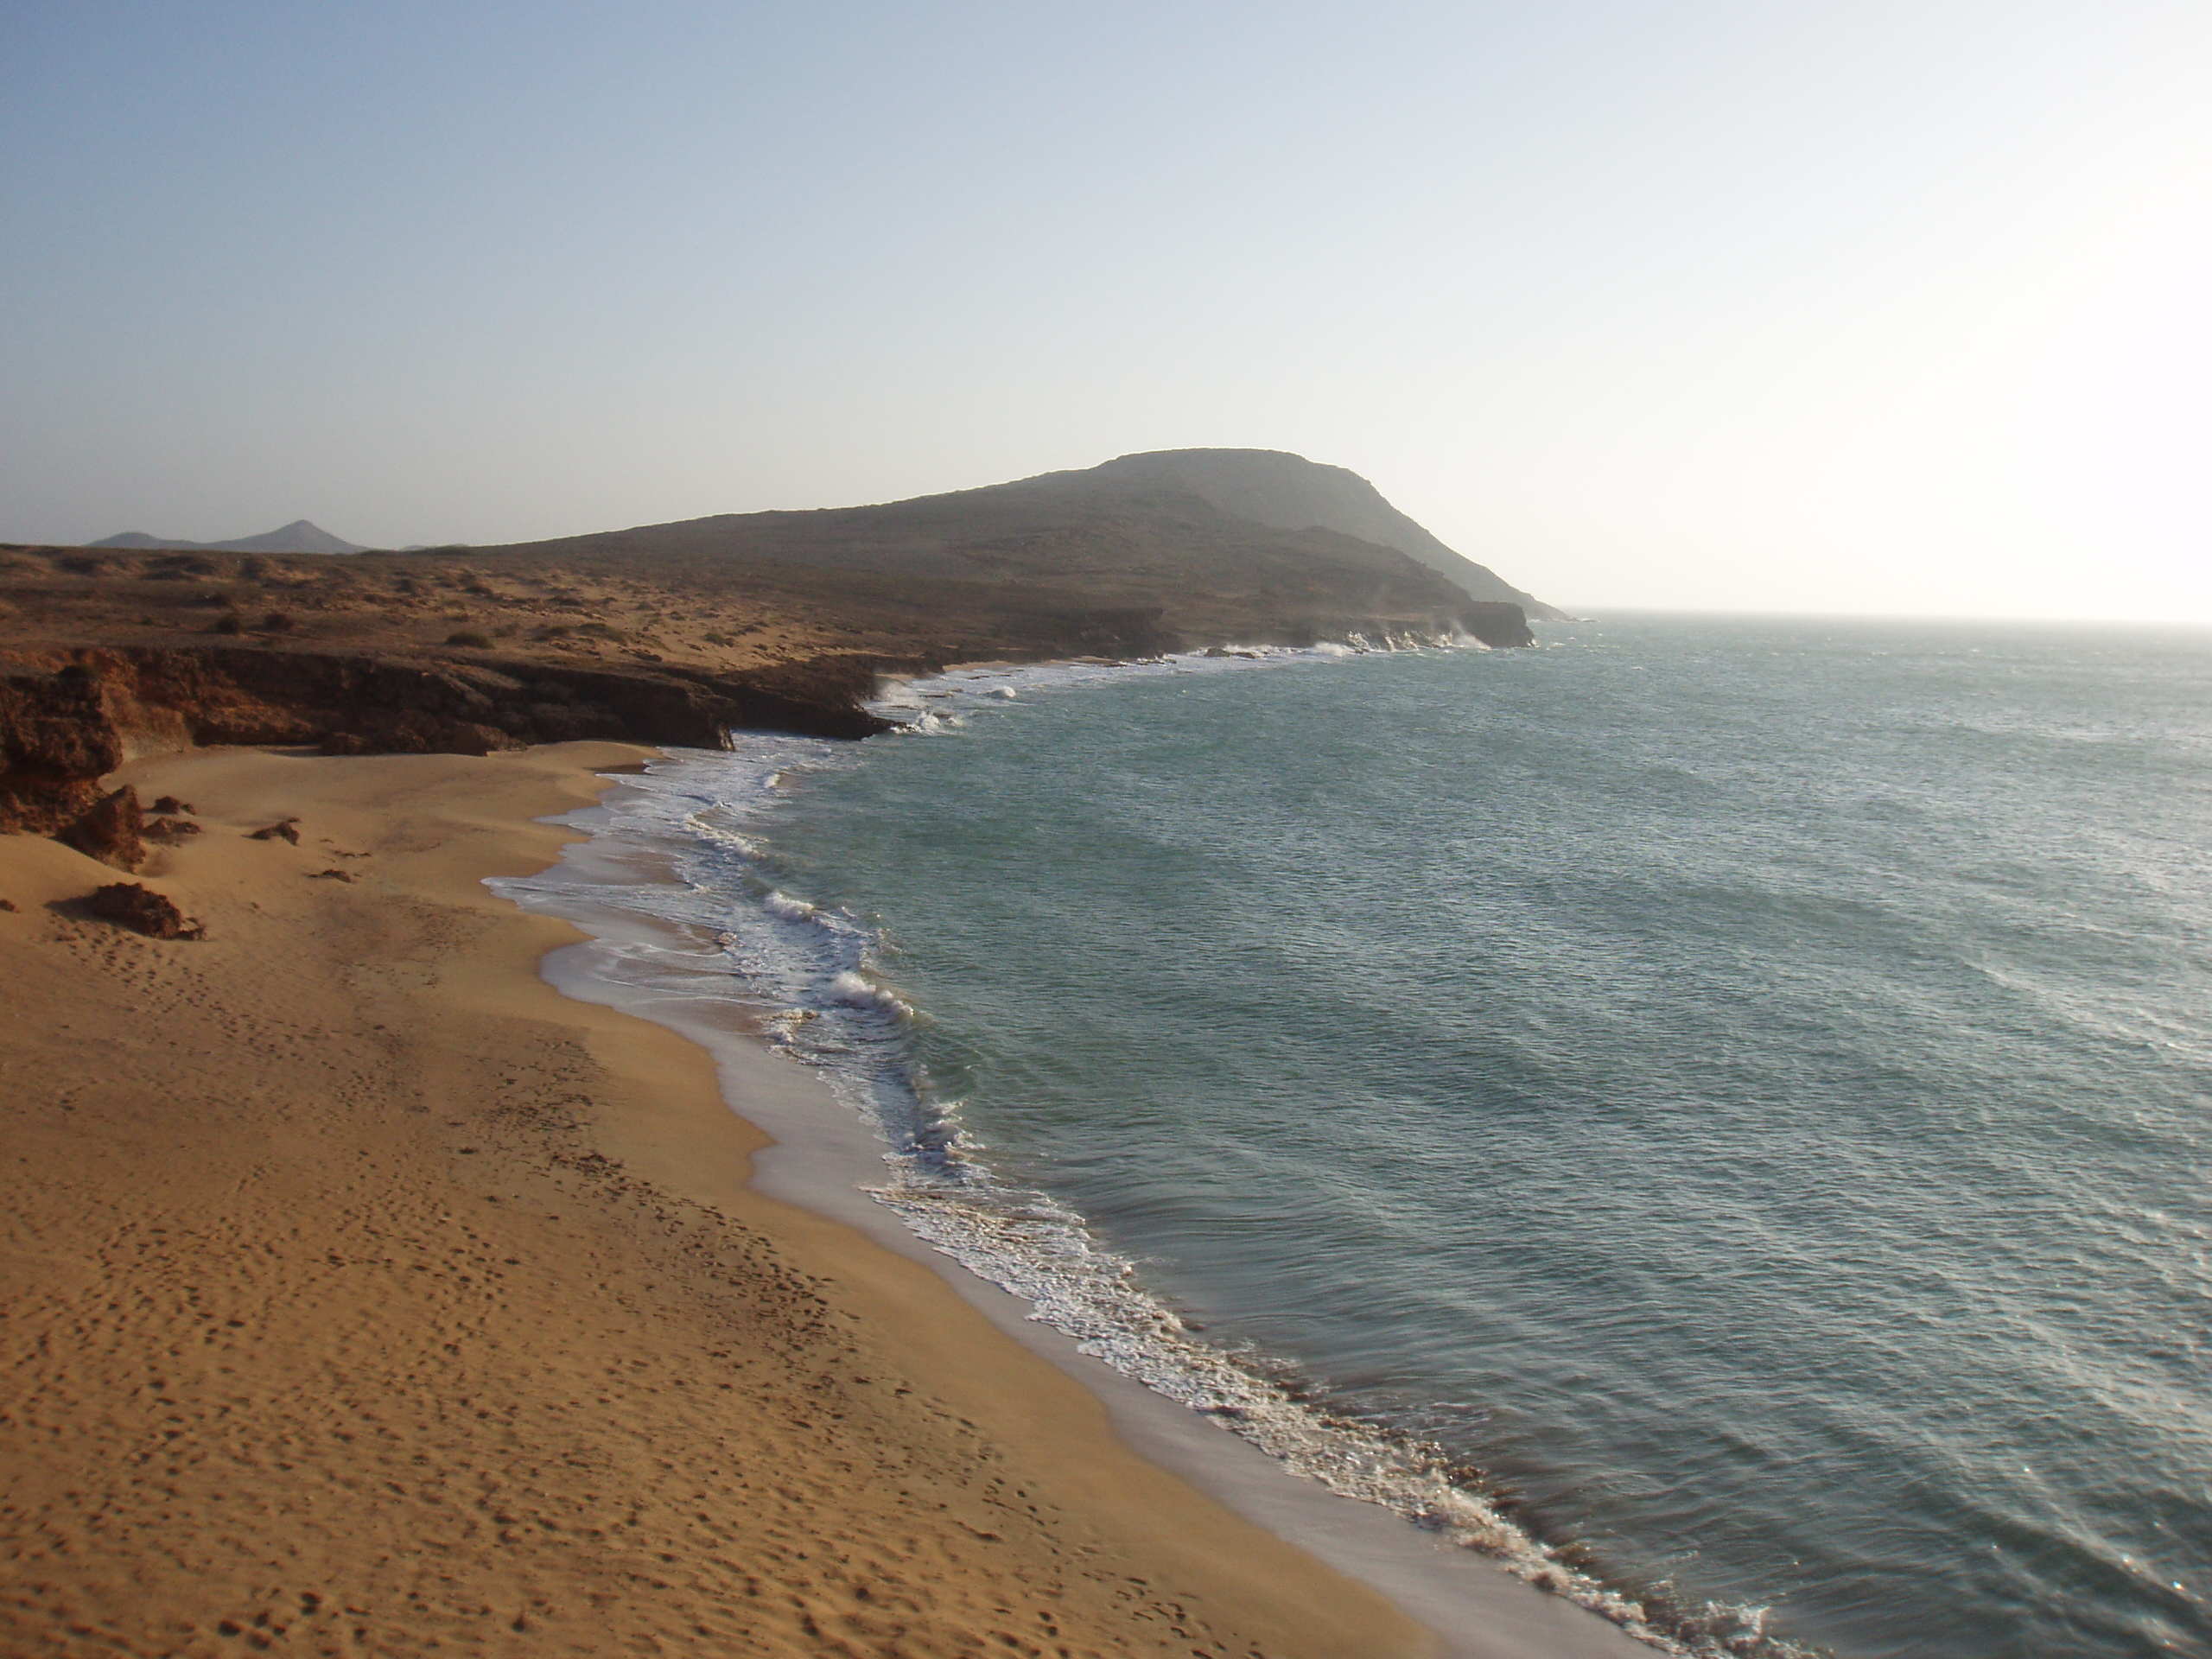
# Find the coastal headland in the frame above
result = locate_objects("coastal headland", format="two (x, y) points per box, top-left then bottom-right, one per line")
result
(0, 454), (1648, 1656)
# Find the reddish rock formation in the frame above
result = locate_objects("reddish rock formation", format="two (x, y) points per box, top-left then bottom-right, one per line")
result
(0, 645), (898, 847)
(2, 666), (122, 834)
(58, 785), (145, 870)
(247, 818), (301, 844)
(84, 881), (203, 939)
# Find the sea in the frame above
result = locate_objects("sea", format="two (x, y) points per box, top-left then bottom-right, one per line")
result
(498, 613), (2212, 1658)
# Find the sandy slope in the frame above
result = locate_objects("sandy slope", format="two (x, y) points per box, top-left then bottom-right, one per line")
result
(0, 743), (1428, 1658)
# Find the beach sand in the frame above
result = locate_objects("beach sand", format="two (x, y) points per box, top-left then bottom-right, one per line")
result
(0, 741), (1434, 1657)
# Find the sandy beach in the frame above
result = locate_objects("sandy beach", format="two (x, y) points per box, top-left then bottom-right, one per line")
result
(0, 741), (1438, 1657)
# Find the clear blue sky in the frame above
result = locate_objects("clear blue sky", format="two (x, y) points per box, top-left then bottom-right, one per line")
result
(3, 1), (2207, 619)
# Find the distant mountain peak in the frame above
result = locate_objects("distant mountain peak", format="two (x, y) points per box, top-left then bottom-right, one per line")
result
(88, 520), (365, 556)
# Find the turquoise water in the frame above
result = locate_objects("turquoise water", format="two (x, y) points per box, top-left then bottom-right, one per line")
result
(563, 617), (2212, 1656)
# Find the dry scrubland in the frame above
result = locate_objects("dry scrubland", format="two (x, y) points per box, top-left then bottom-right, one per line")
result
(0, 543), (885, 675)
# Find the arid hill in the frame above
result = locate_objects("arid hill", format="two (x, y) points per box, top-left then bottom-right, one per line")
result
(486, 448), (1554, 623)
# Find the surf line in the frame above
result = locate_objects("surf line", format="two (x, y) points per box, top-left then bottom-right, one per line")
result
(493, 644), (1797, 1659)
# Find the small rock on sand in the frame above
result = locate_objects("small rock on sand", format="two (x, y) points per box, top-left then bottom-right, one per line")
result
(85, 881), (205, 940)
(247, 818), (301, 844)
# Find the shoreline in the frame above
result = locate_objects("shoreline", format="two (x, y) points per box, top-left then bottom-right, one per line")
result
(494, 757), (1652, 1659)
(0, 740), (1435, 1656)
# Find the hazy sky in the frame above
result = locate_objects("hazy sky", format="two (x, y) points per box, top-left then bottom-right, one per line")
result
(4, 2), (2208, 620)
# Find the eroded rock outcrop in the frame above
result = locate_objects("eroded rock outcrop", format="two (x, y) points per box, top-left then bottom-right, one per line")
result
(1461, 603), (1535, 648)
(2, 667), (123, 834)
(0, 645), (896, 846)
(91, 645), (895, 753)
(58, 785), (145, 870)
(85, 881), (203, 939)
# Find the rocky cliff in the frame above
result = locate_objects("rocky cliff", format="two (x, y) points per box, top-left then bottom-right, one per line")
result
(0, 645), (899, 842)
(0, 665), (124, 835)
